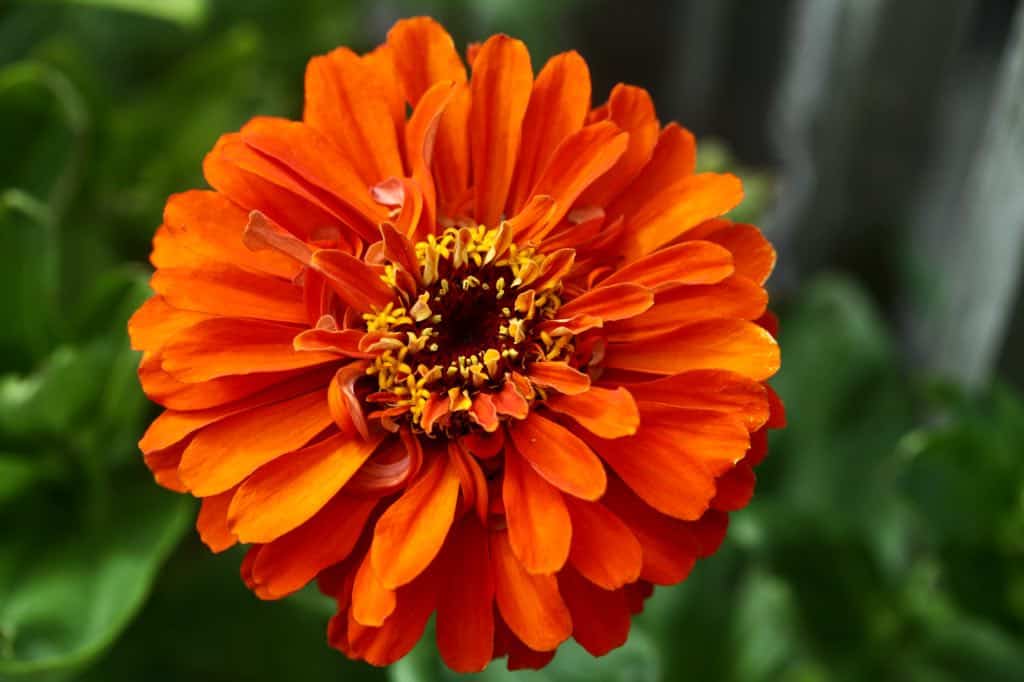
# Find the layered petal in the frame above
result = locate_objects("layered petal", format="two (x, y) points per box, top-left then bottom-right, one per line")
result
(604, 319), (780, 381)
(508, 51), (591, 214)
(585, 403), (750, 520)
(470, 35), (533, 226)
(178, 388), (332, 496)
(436, 516), (496, 673)
(371, 453), (460, 589)
(503, 443), (572, 574)
(303, 48), (404, 186)
(491, 530), (572, 652)
(508, 413), (607, 500)
(228, 431), (386, 543)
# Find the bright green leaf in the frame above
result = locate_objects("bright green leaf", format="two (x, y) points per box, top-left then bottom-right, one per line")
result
(0, 488), (191, 680)
(59, 0), (208, 28)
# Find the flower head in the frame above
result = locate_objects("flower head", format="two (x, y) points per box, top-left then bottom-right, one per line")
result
(130, 16), (783, 672)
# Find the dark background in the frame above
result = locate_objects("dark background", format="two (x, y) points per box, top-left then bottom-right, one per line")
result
(2, 1), (1023, 680)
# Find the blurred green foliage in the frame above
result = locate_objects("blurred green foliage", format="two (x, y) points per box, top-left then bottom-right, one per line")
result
(1, 1), (1022, 681)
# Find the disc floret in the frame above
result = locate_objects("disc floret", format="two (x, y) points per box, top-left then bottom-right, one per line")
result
(365, 225), (568, 434)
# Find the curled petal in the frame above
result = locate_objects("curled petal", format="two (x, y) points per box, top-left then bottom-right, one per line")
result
(526, 361), (591, 395)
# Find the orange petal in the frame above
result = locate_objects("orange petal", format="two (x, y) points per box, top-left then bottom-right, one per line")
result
(621, 172), (744, 260)
(606, 122), (696, 223)
(528, 248), (576, 292)
(711, 461), (756, 511)
(160, 318), (338, 382)
(470, 34), (533, 226)
(360, 44), (406, 138)
(508, 51), (592, 214)
(311, 249), (396, 313)
(432, 83), (472, 219)
(602, 476), (699, 585)
(468, 392), (500, 433)
(292, 327), (371, 357)
(599, 240), (734, 290)
(509, 413), (606, 500)
(240, 117), (385, 242)
(692, 509), (729, 557)
(228, 430), (386, 543)
(161, 190), (300, 279)
(352, 550), (397, 627)
(371, 453), (460, 589)
(491, 379), (530, 419)
(604, 318), (780, 381)
(701, 222), (777, 285)
(577, 84), (659, 207)
(386, 17), (466, 105)
(243, 210), (314, 267)
(421, 392), (452, 435)
(503, 443), (571, 574)
(535, 313), (604, 337)
(178, 389), (332, 496)
(448, 441), (489, 523)
(143, 443), (187, 492)
(379, 221), (421, 277)
(196, 487), (237, 553)
(627, 369), (769, 431)
(558, 567), (631, 656)
(606, 275), (768, 343)
(129, 296), (211, 353)
(564, 497), (641, 589)
(203, 133), (342, 240)
(747, 428), (769, 467)
(303, 48), (404, 186)
(490, 529), (572, 652)
(138, 352), (309, 411)
(381, 176), (427, 245)
(151, 266), (306, 324)
(504, 635), (556, 671)
(556, 283), (653, 322)
(545, 385), (639, 438)
(503, 194), (556, 242)
(436, 515), (495, 673)
(329, 363), (370, 438)
(405, 82), (454, 235)
(139, 368), (334, 454)
(585, 404), (749, 520)
(765, 383), (786, 428)
(526, 361), (590, 395)
(517, 121), (628, 242)
(344, 563), (440, 666)
(459, 429), (505, 459)
(251, 493), (376, 598)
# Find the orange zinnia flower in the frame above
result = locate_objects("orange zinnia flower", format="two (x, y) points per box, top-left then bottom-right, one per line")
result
(130, 16), (783, 671)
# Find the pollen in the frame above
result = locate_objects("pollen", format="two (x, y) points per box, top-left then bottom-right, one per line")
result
(366, 225), (567, 435)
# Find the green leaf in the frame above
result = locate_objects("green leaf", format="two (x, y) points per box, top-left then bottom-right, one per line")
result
(766, 275), (916, 540)
(0, 487), (191, 680)
(79, 544), (384, 682)
(733, 569), (825, 682)
(59, 0), (208, 28)
(0, 190), (59, 372)
(0, 346), (109, 443)
(0, 454), (63, 506)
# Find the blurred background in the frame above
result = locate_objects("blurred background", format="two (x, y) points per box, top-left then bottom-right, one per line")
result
(2, 0), (1024, 680)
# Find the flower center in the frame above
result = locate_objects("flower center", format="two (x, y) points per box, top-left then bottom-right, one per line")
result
(364, 225), (569, 435)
